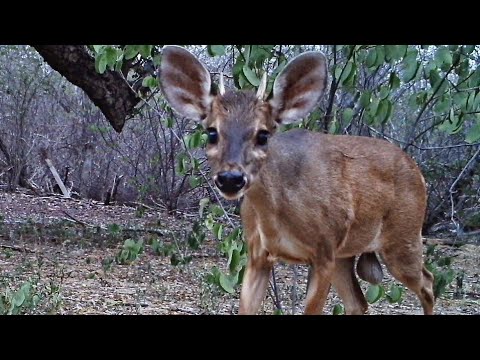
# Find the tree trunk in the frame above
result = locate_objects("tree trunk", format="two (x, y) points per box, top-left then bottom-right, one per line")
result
(31, 45), (139, 133)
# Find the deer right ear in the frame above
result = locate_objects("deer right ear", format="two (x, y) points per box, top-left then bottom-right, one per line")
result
(159, 46), (213, 121)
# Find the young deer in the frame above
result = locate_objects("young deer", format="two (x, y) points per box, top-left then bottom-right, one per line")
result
(159, 45), (435, 315)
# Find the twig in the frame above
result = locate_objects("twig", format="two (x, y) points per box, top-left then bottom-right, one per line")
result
(424, 236), (480, 246)
(128, 201), (155, 211)
(62, 210), (88, 227)
(169, 306), (199, 315)
(122, 228), (167, 236)
(62, 210), (166, 236)
(0, 244), (35, 253)
(268, 266), (282, 312)
(211, 72), (234, 79)
(367, 126), (480, 150)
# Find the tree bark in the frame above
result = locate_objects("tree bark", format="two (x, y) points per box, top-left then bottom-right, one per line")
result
(31, 45), (139, 133)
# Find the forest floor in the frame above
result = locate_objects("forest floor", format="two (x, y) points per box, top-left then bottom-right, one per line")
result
(0, 190), (479, 315)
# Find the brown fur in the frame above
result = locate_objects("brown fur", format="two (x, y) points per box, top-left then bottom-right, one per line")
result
(159, 46), (435, 315)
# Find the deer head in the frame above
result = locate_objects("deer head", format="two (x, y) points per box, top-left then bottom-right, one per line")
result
(159, 45), (328, 200)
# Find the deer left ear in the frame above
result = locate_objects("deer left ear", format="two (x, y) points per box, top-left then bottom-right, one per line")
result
(269, 51), (328, 124)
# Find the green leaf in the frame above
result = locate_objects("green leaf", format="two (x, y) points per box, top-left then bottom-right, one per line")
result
(187, 130), (203, 149)
(386, 284), (403, 303)
(384, 45), (398, 62)
(464, 45), (476, 54)
(138, 45), (153, 59)
(428, 69), (441, 88)
(189, 176), (201, 188)
(210, 204), (225, 217)
(343, 108), (354, 123)
(104, 46), (118, 68)
(466, 92), (476, 112)
(124, 45), (139, 60)
(242, 65), (260, 86)
(367, 97), (379, 116)
(466, 121), (480, 143)
(397, 45), (408, 58)
(13, 289), (26, 307)
(433, 95), (451, 115)
(400, 50), (419, 82)
(229, 249), (241, 273)
(437, 256), (452, 267)
(20, 282), (31, 295)
(389, 72), (400, 90)
(249, 45), (272, 66)
(439, 112), (464, 134)
(332, 304), (345, 315)
(365, 49), (377, 68)
(359, 91), (371, 108)
(434, 47), (453, 68)
(366, 284), (384, 304)
(425, 60), (437, 74)
(474, 91), (480, 111)
(213, 223), (223, 240)
(374, 46), (386, 66)
(376, 99), (393, 124)
(233, 57), (245, 77)
(378, 86), (390, 100)
(453, 92), (469, 110)
(170, 252), (180, 266)
(142, 76), (158, 89)
(95, 53), (108, 74)
(219, 273), (236, 294)
(340, 61), (354, 85)
(208, 45), (226, 57)
(92, 45), (105, 54)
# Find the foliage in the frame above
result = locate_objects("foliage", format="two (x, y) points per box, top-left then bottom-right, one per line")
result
(1, 44), (479, 314)
(424, 244), (456, 299)
(115, 238), (144, 265)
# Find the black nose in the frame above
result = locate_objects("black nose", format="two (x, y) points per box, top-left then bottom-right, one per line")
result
(215, 171), (246, 194)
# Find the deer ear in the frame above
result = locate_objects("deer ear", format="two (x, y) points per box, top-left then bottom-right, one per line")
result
(269, 51), (328, 124)
(159, 46), (213, 121)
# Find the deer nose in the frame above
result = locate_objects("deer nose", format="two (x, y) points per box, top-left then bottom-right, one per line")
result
(215, 171), (246, 194)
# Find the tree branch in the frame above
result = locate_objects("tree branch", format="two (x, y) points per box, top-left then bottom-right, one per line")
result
(31, 45), (139, 133)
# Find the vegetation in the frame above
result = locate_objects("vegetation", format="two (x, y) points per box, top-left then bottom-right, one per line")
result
(0, 45), (479, 313)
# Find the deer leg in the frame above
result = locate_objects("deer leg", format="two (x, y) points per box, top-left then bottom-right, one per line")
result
(239, 248), (272, 315)
(331, 257), (368, 315)
(304, 261), (335, 315)
(380, 234), (434, 315)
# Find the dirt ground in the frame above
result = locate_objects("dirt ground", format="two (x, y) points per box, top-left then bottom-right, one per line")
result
(1, 190), (479, 315)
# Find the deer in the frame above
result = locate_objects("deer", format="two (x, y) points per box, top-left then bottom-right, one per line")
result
(159, 45), (435, 315)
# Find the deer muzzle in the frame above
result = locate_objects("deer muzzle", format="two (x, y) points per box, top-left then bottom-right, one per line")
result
(214, 170), (246, 197)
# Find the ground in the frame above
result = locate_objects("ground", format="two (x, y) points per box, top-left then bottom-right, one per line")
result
(0, 190), (479, 315)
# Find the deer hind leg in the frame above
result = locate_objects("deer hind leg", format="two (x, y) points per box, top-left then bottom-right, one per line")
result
(331, 257), (368, 315)
(380, 233), (435, 315)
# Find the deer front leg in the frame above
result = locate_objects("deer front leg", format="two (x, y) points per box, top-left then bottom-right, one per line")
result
(239, 249), (272, 315)
(238, 229), (273, 316)
(304, 261), (335, 315)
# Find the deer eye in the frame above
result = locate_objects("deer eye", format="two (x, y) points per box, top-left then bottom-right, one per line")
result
(206, 127), (218, 145)
(256, 130), (270, 146)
